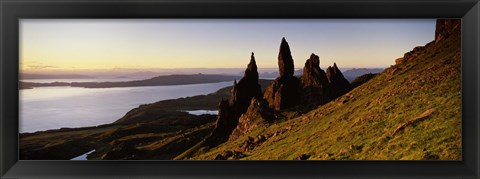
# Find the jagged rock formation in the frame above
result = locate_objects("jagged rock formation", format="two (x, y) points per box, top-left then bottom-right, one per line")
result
(326, 63), (352, 99)
(207, 53), (263, 144)
(207, 38), (354, 146)
(264, 38), (301, 110)
(230, 53), (263, 120)
(229, 97), (274, 141)
(299, 53), (331, 105)
(435, 19), (461, 43)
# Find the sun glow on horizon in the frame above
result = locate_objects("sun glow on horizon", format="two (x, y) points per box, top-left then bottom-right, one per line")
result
(20, 19), (435, 74)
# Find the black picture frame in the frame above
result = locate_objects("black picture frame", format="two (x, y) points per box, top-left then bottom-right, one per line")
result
(1, 0), (479, 178)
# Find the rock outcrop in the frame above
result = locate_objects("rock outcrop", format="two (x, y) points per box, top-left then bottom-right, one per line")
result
(435, 19), (461, 43)
(230, 53), (263, 120)
(326, 63), (352, 99)
(299, 53), (331, 105)
(209, 38), (354, 144)
(208, 99), (234, 142)
(207, 53), (263, 144)
(278, 38), (295, 77)
(397, 19), (461, 65)
(264, 38), (301, 111)
(396, 46), (427, 65)
(229, 97), (274, 141)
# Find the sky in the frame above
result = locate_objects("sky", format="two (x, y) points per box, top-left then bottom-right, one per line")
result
(20, 19), (436, 74)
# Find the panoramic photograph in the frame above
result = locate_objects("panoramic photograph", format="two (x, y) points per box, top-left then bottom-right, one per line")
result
(19, 19), (461, 160)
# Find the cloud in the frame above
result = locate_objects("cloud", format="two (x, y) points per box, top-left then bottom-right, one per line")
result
(27, 65), (59, 69)
(23, 61), (59, 69)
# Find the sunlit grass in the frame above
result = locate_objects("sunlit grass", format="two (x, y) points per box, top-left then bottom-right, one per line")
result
(192, 31), (461, 160)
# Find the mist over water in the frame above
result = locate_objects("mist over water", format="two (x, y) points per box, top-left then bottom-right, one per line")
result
(19, 81), (232, 133)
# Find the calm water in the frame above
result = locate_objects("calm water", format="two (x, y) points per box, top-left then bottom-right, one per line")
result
(71, 150), (95, 160)
(183, 110), (219, 116)
(20, 81), (232, 133)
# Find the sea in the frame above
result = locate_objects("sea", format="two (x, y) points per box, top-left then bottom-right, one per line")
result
(19, 78), (233, 133)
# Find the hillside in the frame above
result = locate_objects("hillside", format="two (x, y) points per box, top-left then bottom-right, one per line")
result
(189, 20), (461, 160)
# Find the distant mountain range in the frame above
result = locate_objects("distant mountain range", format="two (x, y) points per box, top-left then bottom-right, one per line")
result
(258, 68), (384, 81)
(20, 74), (240, 89)
(22, 68), (382, 81)
(257, 69), (303, 79)
(342, 68), (384, 82)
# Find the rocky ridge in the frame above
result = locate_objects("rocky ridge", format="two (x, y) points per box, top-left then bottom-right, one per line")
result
(206, 53), (263, 144)
(209, 38), (353, 145)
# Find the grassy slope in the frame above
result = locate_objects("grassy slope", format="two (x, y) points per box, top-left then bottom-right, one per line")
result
(192, 31), (461, 160)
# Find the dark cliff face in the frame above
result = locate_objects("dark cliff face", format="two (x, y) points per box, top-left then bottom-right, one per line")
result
(264, 38), (301, 111)
(326, 63), (352, 100)
(435, 19), (461, 43)
(300, 53), (331, 105)
(207, 53), (263, 144)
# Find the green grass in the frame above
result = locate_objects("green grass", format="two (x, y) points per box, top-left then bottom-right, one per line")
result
(192, 31), (461, 160)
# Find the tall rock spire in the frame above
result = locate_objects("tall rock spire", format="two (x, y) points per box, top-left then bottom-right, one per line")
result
(278, 37), (295, 78)
(244, 52), (260, 84)
(264, 38), (300, 110)
(207, 52), (262, 145)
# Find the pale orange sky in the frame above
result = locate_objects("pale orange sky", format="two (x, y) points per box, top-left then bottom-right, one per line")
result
(20, 19), (435, 74)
